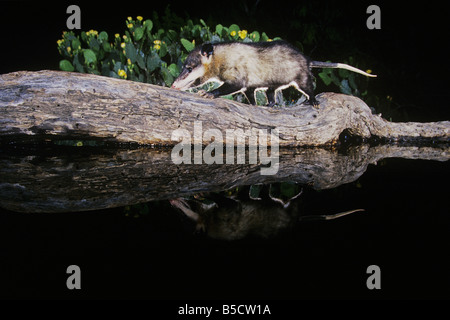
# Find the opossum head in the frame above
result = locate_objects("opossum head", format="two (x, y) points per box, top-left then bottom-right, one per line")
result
(171, 43), (214, 90)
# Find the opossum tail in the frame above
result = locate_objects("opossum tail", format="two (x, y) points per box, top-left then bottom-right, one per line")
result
(311, 61), (377, 77)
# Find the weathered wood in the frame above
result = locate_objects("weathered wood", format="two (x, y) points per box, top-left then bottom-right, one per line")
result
(1, 70), (449, 146)
(1, 145), (448, 213)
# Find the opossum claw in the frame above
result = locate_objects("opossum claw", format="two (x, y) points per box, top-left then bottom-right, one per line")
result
(198, 90), (215, 99)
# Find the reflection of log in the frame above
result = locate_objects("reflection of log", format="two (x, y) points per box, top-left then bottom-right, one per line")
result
(1, 70), (449, 146)
(1, 145), (448, 213)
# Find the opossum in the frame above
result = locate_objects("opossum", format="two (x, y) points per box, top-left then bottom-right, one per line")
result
(171, 40), (376, 107)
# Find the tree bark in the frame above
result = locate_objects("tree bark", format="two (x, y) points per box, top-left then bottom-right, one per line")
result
(1, 145), (448, 213)
(1, 70), (449, 146)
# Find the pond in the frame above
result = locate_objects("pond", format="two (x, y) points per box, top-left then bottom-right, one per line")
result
(0, 142), (449, 299)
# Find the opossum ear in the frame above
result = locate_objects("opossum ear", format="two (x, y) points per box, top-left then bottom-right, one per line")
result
(201, 43), (214, 58)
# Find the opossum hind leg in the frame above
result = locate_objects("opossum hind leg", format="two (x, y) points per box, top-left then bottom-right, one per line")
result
(295, 78), (319, 108)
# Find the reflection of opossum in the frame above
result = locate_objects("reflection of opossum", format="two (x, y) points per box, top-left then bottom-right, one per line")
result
(172, 40), (376, 107)
(170, 196), (297, 240)
(170, 193), (364, 241)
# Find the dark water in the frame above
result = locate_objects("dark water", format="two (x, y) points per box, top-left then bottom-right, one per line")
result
(0, 156), (448, 299)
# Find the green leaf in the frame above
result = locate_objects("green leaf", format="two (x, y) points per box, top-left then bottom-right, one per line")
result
(215, 24), (223, 36)
(211, 35), (221, 43)
(98, 31), (108, 42)
(133, 27), (144, 41)
(261, 32), (269, 41)
(83, 49), (97, 64)
(102, 40), (111, 52)
(191, 25), (201, 38)
(340, 79), (352, 95)
(200, 19), (207, 27)
(59, 59), (74, 72)
(125, 42), (137, 63)
(101, 62), (111, 76)
(166, 30), (178, 42)
(161, 67), (173, 86)
(158, 42), (168, 58)
(88, 38), (100, 52)
(168, 63), (180, 77)
(331, 72), (341, 87)
(338, 68), (350, 78)
(318, 70), (332, 86)
(249, 31), (260, 42)
(255, 90), (267, 105)
(136, 54), (145, 69)
(71, 38), (81, 51)
(180, 38), (195, 52)
(229, 24), (240, 34)
(143, 19), (153, 33)
(73, 54), (84, 72)
(113, 61), (122, 73)
(147, 52), (161, 72)
(349, 73), (358, 91)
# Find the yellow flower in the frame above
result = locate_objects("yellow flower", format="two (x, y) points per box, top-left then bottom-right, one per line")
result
(230, 30), (236, 37)
(57, 39), (63, 46)
(153, 39), (161, 50)
(238, 30), (247, 39)
(137, 16), (143, 21)
(118, 69), (127, 79)
(127, 23), (133, 29)
(366, 69), (372, 74)
(76, 141), (83, 147)
(267, 38), (273, 42)
(67, 46), (71, 53)
(127, 58), (132, 65)
(120, 42), (126, 48)
(123, 35), (128, 40)
(127, 16), (132, 21)
(86, 29), (98, 37)
(115, 33), (120, 38)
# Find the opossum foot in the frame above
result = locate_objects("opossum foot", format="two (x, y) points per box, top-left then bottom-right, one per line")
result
(307, 98), (320, 109)
(197, 90), (215, 99)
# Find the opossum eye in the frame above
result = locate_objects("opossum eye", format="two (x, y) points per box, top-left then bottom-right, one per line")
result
(187, 67), (192, 73)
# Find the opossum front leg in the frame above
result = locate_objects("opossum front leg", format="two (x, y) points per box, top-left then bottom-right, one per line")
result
(245, 87), (256, 105)
(198, 82), (244, 99)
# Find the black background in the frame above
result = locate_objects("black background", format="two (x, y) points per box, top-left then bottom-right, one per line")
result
(1, 0), (449, 302)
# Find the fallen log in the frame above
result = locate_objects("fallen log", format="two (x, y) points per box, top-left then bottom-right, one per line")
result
(1, 70), (449, 146)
